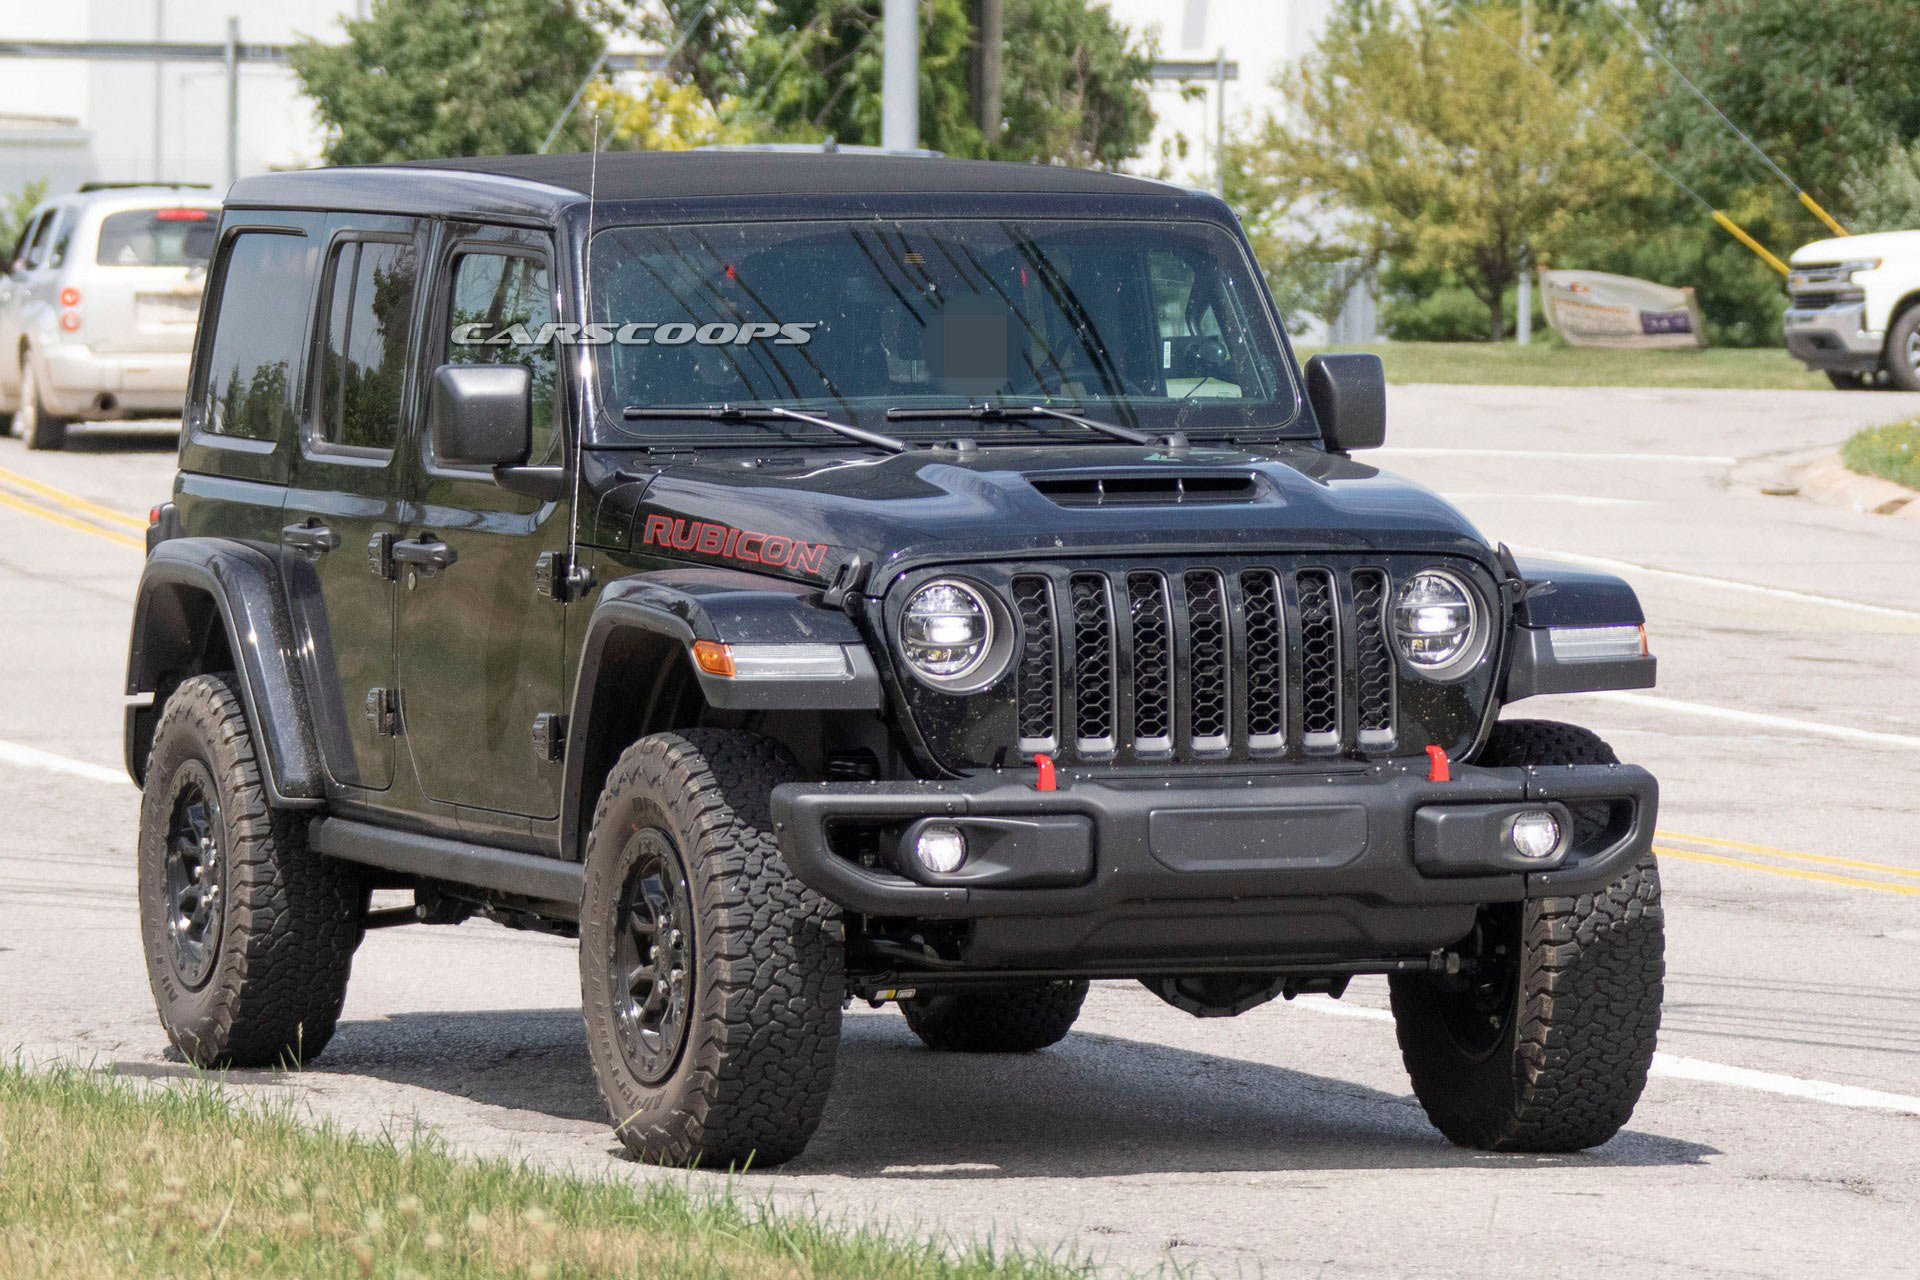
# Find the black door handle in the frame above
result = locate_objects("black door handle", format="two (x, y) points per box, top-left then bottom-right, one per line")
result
(391, 535), (457, 576)
(281, 521), (340, 557)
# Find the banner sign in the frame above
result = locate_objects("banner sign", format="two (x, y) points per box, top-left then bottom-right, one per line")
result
(1539, 269), (1707, 348)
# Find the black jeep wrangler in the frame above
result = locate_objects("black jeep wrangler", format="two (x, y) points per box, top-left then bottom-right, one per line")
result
(127, 151), (1663, 1166)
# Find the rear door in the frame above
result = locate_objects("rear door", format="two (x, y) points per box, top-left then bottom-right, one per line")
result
(394, 223), (570, 819)
(0, 209), (49, 404)
(280, 214), (426, 793)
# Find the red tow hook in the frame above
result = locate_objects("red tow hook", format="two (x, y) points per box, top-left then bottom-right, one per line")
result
(1425, 745), (1451, 782)
(1033, 752), (1058, 792)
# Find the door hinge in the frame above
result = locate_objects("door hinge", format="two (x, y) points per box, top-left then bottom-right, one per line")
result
(364, 687), (402, 737)
(366, 532), (396, 581)
(534, 551), (595, 603)
(531, 712), (567, 762)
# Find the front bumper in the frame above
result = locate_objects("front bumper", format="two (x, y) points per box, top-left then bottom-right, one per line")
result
(771, 759), (1657, 967)
(1783, 303), (1883, 373)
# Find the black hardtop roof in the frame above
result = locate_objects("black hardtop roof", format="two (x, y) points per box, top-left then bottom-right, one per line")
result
(222, 151), (1214, 221)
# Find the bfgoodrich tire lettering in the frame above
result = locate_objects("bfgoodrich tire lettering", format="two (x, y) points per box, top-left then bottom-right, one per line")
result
(137, 674), (364, 1067)
(579, 729), (843, 1168)
(1389, 719), (1664, 1152)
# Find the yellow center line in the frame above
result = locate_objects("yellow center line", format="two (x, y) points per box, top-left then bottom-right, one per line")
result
(1658, 829), (1920, 881)
(1654, 846), (1920, 898)
(0, 464), (149, 530)
(0, 488), (145, 550)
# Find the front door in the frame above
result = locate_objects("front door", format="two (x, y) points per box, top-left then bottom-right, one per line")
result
(395, 224), (569, 819)
(281, 215), (426, 792)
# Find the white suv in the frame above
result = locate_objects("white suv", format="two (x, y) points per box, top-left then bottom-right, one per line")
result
(1784, 230), (1920, 391)
(0, 184), (220, 449)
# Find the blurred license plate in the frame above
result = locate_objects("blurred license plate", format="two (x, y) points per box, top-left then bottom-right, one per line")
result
(137, 292), (200, 325)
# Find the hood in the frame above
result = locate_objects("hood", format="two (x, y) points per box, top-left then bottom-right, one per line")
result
(593, 442), (1492, 588)
(1790, 229), (1920, 266)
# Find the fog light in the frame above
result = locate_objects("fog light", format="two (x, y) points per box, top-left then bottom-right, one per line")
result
(914, 823), (968, 874)
(1509, 810), (1562, 860)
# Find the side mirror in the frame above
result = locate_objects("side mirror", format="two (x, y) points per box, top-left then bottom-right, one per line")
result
(428, 363), (531, 468)
(1304, 352), (1386, 452)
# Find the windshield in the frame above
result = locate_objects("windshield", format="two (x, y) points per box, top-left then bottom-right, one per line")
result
(587, 218), (1301, 444)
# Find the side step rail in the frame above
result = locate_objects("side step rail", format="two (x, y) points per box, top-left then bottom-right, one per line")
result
(308, 817), (584, 918)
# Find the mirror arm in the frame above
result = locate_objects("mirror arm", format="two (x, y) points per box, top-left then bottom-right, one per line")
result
(492, 465), (569, 502)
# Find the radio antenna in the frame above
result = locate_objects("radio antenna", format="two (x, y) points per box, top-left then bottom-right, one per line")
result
(565, 109), (602, 597)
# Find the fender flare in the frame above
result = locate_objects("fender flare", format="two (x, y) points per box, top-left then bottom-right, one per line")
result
(124, 539), (325, 808)
(559, 566), (884, 859)
(1502, 555), (1656, 701)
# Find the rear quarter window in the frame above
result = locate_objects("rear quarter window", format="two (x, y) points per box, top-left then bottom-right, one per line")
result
(196, 231), (318, 442)
(95, 207), (218, 267)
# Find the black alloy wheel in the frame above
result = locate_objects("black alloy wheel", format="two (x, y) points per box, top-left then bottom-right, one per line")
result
(610, 828), (694, 1086)
(161, 761), (225, 989)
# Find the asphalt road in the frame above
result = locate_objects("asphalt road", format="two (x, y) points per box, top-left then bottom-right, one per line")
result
(3, 387), (1919, 1279)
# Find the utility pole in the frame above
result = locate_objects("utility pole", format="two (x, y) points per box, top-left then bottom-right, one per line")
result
(1515, 0), (1533, 346)
(971, 0), (1002, 143)
(1214, 46), (1228, 195)
(224, 17), (239, 189)
(151, 0), (164, 180)
(881, 0), (919, 151)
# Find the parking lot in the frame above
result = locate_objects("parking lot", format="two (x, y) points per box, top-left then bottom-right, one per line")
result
(3, 383), (1918, 1278)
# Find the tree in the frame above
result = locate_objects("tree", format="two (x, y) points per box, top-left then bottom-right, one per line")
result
(1842, 140), (1920, 235)
(290, 0), (605, 164)
(3, 179), (49, 256)
(1226, 1), (1652, 340)
(613, 0), (1154, 166)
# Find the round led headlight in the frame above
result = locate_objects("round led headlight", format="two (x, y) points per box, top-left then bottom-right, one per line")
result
(1392, 570), (1485, 678)
(900, 579), (999, 686)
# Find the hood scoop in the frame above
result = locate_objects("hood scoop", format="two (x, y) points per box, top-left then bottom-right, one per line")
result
(1028, 471), (1265, 508)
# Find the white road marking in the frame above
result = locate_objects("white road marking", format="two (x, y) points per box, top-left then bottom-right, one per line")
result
(1513, 545), (1920, 623)
(1441, 492), (1656, 507)
(1580, 691), (1920, 751)
(1290, 998), (1920, 1116)
(0, 740), (131, 786)
(1378, 446), (1738, 465)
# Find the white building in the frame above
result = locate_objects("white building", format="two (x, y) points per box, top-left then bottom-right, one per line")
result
(0, 0), (360, 196)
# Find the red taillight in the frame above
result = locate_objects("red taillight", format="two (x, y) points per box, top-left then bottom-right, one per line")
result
(149, 506), (163, 527)
(59, 311), (81, 332)
(59, 287), (81, 307)
(154, 207), (210, 222)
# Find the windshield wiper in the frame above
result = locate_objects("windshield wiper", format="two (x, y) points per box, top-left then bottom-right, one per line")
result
(623, 403), (909, 453)
(887, 403), (1183, 449)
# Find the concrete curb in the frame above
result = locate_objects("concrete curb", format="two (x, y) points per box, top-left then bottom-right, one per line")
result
(1731, 447), (1920, 518)
(1798, 455), (1920, 518)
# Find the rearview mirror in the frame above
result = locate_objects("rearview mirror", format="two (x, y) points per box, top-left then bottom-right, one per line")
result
(428, 363), (531, 468)
(1304, 353), (1386, 452)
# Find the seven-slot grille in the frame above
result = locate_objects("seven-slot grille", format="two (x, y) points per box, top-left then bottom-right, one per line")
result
(1008, 561), (1398, 762)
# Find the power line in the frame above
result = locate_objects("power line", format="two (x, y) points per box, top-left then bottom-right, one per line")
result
(1599, 0), (1847, 236)
(1452, 2), (1789, 274)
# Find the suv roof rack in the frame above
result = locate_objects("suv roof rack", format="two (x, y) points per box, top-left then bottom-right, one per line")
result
(695, 141), (946, 159)
(77, 181), (214, 193)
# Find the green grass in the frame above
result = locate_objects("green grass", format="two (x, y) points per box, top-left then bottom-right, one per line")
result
(1296, 341), (1829, 390)
(0, 1063), (1091, 1280)
(1842, 418), (1920, 491)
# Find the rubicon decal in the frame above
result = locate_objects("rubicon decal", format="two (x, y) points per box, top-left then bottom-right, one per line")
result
(642, 515), (832, 576)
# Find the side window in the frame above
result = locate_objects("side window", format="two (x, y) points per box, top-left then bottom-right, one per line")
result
(198, 232), (316, 442)
(7, 213), (41, 272)
(22, 211), (56, 270)
(48, 209), (76, 269)
(443, 250), (558, 465)
(315, 238), (419, 452)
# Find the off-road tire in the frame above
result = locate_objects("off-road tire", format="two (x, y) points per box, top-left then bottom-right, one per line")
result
(579, 729), (843, 1168)
(1389, 719), (1663, 1152)
(137, 674), (364, 1067)
(1886, 307), (1920, 392)
(902, 980), (1089, 1052)
(18, 359), (67, 450)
